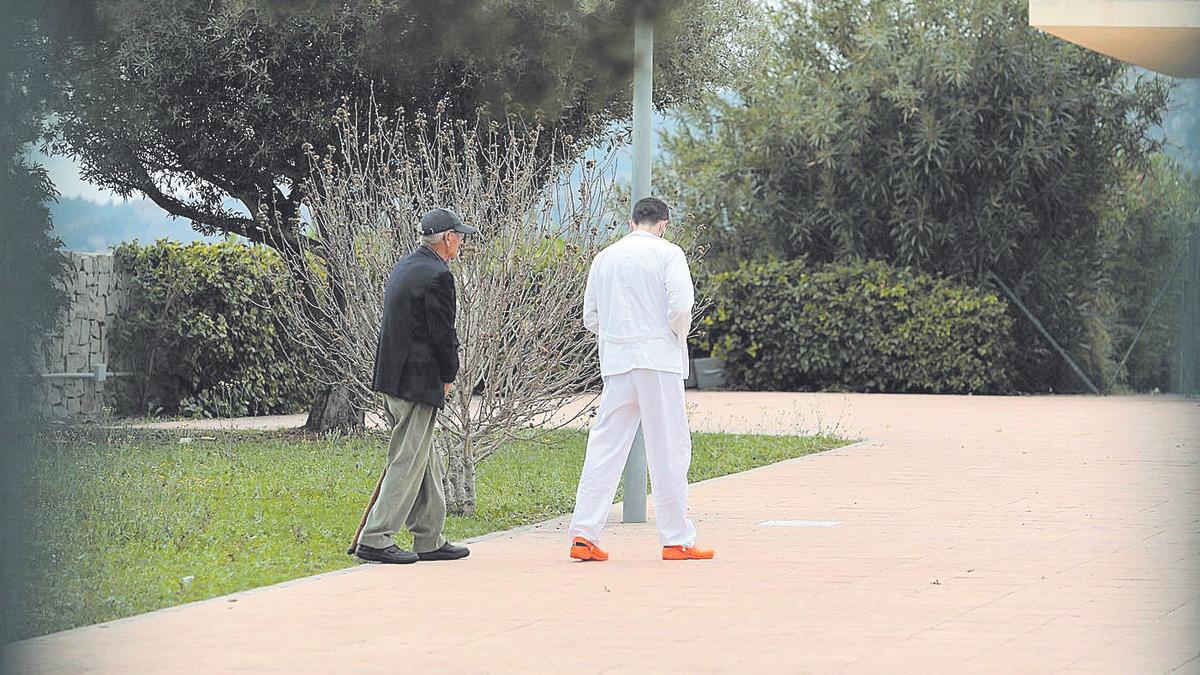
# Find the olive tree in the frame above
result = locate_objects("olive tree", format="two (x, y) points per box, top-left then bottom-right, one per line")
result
(34, 0), (763, 428)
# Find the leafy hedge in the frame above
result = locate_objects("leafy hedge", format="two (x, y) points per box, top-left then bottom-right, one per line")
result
(111, 240), (312, 417)
(701, 260), (1015, 393)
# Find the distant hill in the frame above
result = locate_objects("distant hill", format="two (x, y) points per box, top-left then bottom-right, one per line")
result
(1156, 76), (1200, 174)
(49, 196), (219, 252)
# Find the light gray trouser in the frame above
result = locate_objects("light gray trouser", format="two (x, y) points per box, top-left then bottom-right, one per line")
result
(356, 394), (448, 553)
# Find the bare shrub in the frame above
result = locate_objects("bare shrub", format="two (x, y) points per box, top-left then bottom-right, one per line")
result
(269, 101), (628, 513)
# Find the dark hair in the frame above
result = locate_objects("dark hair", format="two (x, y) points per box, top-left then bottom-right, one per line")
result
(631, 197), (670, 226)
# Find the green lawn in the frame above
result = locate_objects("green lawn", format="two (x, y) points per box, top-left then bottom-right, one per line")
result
(16, 427), (846, 640)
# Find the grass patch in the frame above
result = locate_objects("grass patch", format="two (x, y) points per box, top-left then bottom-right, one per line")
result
(15, 427), (846, 640)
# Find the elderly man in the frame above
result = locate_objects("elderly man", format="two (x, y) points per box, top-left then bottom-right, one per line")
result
(352, 207), (477, 565)
(567, 197), (714, 562)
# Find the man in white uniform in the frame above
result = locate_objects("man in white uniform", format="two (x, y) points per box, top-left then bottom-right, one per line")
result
(567, 197), (714, 562)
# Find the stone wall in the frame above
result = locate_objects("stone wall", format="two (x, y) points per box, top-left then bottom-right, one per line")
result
(37, 252), (131, 418)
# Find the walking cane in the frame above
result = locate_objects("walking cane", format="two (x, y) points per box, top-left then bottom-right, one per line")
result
(348, 466), (387, 555)
(349, 404), (395, 555)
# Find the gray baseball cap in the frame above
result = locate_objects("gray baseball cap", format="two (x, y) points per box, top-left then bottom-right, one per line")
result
(420, 207), (479, 235)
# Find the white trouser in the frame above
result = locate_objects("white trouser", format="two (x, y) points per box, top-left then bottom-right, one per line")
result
(568, 368), (697, 547)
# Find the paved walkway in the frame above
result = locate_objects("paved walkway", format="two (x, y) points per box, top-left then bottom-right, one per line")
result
(8, 394), (1200, 673)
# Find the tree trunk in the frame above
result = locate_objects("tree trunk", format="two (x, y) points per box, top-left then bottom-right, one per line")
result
(440, 437), (477, 516)
(304, 383), (363, 433)
(259, 195), (362, 434)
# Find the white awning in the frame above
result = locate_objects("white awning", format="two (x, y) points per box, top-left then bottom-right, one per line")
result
(1029, 0), (1200, 78)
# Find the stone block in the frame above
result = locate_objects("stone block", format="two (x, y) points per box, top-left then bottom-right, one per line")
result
(80, 391), (96, 415)
(66, 350), (86, 373)
(692, 357), (727, 390)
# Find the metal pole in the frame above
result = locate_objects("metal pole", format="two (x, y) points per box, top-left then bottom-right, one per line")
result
(1182, 229), (1200, 397)
(987, 270), (1101, 395)
(631, 16), (653, 201)
(622, 11), (653, 524)
(39, 365), (133, 380)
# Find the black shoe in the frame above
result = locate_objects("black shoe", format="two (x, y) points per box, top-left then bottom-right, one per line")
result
(355, 543), (419, 564)
(417, 541), (470, 561)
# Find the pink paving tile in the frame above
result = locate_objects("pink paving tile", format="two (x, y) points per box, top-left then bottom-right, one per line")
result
(5, 393), (1198, 673)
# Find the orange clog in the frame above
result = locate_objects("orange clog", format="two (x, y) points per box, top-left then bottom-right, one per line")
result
(570, 536), (609, 561)
(662, 544), (715, 560)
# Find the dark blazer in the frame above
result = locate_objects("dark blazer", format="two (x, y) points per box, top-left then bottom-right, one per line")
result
(372, 246), (460, 408)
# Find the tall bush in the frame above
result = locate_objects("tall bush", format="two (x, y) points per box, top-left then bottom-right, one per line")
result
(111, 240), (311, 417)
(703, 260), (1015, 393)
(662, 0), (1170, 392)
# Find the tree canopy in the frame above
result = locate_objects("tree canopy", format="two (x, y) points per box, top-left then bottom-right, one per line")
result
(35, 0), (761, 248)
(2, 2), (69, 411)
(25, 0), (762, 428)
(1, 1), (70, 645)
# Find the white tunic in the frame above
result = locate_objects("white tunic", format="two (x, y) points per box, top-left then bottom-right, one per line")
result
(571, 228), (699, 547)
(583, 230), (695, 379)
